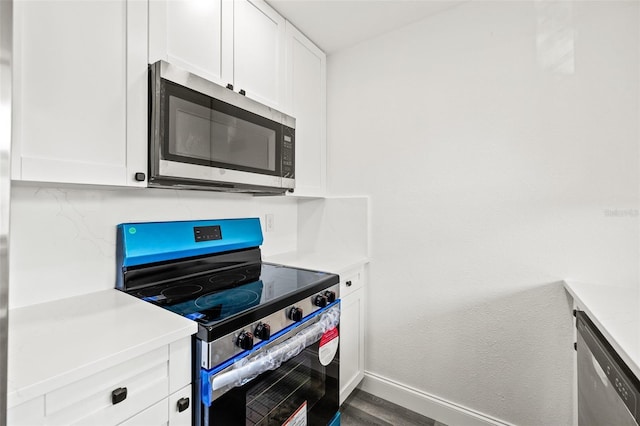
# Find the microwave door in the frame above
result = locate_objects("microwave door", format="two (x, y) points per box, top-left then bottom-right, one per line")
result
(208, 114), (278, 175)
(169, 96), (212, 165)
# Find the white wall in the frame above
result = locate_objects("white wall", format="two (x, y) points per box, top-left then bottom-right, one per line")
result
(9, 184), (298, 308)
(327, 1), (639, 425)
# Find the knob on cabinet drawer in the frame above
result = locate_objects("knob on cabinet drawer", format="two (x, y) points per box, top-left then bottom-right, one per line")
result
(177, 397), (190, 413)
(111, 387), (127, 405)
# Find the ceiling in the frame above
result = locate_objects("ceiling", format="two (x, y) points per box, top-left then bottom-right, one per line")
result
(267, 0), (467, 54)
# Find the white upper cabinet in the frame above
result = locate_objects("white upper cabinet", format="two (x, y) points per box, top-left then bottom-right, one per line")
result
(285, 22), (327, 197)
(150, 0), (285, 111)
(12, 0), (325, 192)
(148, 0), (233, 88)
(233, 0), (286, 110)
(12, 0), (148, 187)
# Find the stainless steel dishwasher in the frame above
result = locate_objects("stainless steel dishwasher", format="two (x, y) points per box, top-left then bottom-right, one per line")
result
(576, 310), (640, 425)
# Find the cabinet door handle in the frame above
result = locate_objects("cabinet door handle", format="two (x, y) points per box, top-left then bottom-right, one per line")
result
(177, 397), (190, 413)
(345, 280), (352, 287)
(111, 387), (127, 405)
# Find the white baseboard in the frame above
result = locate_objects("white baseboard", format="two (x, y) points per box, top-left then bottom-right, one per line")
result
(358, 371), (515, 426)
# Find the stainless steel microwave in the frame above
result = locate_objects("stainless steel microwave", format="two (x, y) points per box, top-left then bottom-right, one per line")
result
(148, 61), (295, 195)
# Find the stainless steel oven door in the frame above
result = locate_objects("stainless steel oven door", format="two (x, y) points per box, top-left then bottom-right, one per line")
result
(197, 304), (340, 426)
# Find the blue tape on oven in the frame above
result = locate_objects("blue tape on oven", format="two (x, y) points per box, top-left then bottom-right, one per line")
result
(117, 218), (263, 268)
(200, 299), (340, 407)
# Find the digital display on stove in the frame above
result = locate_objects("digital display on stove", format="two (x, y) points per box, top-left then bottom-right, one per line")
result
(194, 225), (222, 242)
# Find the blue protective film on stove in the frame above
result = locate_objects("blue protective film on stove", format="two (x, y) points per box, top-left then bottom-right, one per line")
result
(116, 218), (263, 289)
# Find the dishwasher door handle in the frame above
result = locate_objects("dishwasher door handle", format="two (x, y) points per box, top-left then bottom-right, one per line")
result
(592, 353), (610, 387)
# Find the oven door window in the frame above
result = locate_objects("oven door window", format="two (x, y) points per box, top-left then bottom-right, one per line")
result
(208, 341), (339, 425)
(162, 80), (281, 176)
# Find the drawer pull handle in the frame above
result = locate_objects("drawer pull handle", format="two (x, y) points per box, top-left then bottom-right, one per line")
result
(177, 397), (190, 413)
(345, 280), (352, 287)
(111, 387), (127, 405)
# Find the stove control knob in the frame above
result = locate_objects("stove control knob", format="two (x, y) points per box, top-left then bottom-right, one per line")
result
(254, 322), (271, 341)
(314, 294), (328, 308)
(289, 306), (303, 322)
(236, 331), (254, 350)
(324, 290), (336, 304)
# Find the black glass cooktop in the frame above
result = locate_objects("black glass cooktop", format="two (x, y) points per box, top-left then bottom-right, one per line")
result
(129, 262), (338, 338)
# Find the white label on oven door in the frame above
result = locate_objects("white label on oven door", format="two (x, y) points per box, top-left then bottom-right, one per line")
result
(318, 327), (339, 366)
(283, 401), (307, 426)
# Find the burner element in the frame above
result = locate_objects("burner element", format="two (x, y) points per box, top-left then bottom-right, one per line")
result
(208, 273), (247, 287)
(162, 284), (203, 299)
(195, 287), (261, 314)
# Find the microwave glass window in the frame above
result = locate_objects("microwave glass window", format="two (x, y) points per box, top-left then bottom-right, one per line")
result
(169, 96), (276, 172)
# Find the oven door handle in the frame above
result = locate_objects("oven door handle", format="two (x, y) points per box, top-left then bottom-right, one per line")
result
(206, 304), (340, 402)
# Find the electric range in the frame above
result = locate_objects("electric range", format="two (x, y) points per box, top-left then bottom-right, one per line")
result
(116, 218), (341, 426)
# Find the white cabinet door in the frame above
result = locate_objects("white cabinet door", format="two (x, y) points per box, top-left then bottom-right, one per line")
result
(149, 0), (233, 87)
(12, 0), (147, 187)
(168, 385), (192, 426)
(7, 396), (45, 425)
(285, 22), (326, 197)
(149, 0), (284, 110)
(233, 0), (285, 110)
(119, 398), (169, 426)
(340, 286), (365, 405)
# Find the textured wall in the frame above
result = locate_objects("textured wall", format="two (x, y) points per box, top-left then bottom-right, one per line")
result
(9, 185), (298, 308)
(326, 1), (639, 424)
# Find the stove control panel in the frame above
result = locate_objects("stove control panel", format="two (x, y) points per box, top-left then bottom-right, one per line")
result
(201, 283), (340, 369)
(194, 225), (222, 242)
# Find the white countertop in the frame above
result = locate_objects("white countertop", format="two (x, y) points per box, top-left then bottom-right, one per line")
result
(564, 280), (640, 378)
(264, 251), (369, 275)
(8, 289), (197, 408)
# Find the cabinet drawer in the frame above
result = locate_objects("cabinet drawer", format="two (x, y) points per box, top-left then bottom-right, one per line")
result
(119, 398), (168, 426)
(340, 266), (364, 298)
(7, 395), (45, 425)
(169, 385), (192, 426)
(45, 346), (169, 425)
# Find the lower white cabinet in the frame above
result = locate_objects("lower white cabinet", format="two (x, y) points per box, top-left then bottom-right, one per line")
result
(7, 337), (192, 426)
(121, 385), (192, 426)
(119, 398), (169, 426)
(339, 266), (366, 405)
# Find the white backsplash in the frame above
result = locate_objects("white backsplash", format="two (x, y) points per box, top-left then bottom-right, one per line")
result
(9, 183), (298, 308)
(297, 197), (369, 258)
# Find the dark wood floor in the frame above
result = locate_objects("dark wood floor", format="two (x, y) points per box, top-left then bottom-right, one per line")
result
(339, 389), (447, 426)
